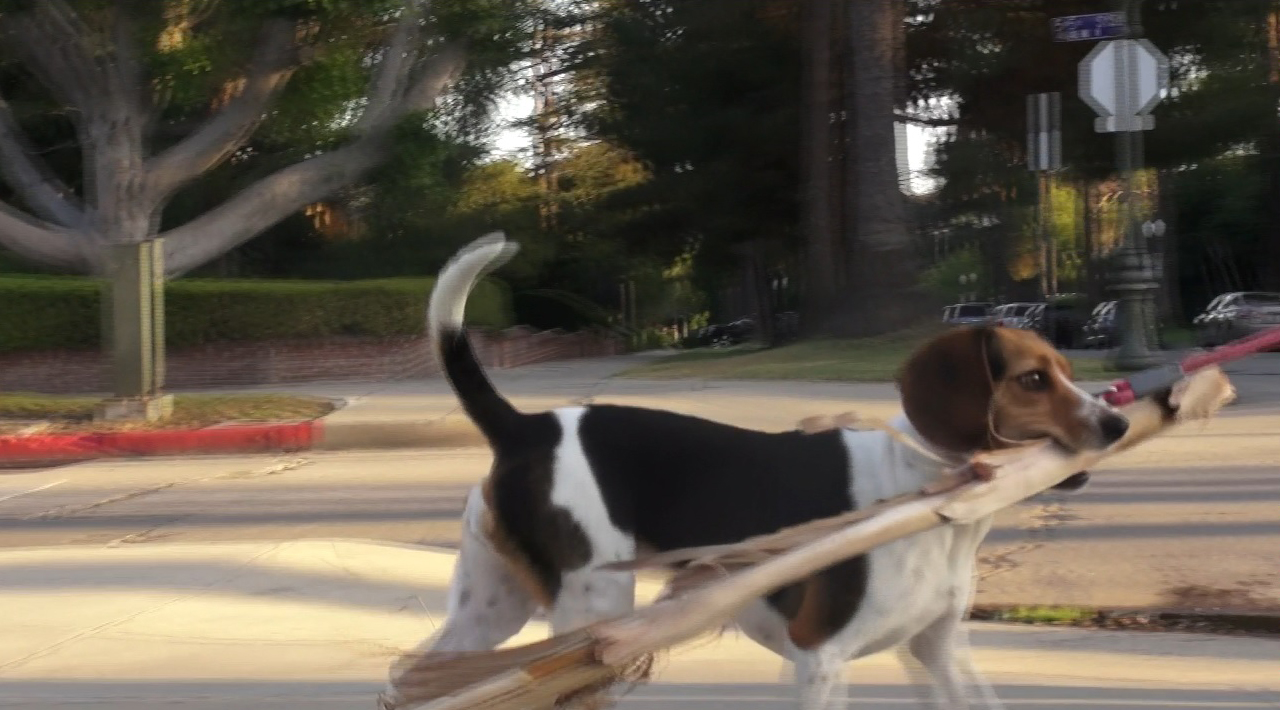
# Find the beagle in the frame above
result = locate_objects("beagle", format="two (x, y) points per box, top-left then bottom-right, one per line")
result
(389, 234), (1130, 710)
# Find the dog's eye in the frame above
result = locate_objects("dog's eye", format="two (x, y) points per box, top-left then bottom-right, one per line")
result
(1018, 370), (1049, 391)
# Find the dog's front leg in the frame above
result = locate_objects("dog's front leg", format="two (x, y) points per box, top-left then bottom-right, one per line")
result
(903, 612), (1005, 710)
(793, 649), (849, 710)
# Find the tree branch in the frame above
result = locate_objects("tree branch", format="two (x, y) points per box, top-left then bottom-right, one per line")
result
(161, 27), (468, 276)
(145, 19), (301, 200)
(0, 199), (91, 271)
(400, 40), (469, 114)
(159, 138), (388, 276)
(0, 94), (85, 228)
(0, 1), (104, 111)
(896, 111), (957, 128)
(356, 0), (426, 133)
(109, 5), (148, 123)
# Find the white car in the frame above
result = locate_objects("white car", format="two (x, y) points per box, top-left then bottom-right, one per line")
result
(989, 302), (1043, 329)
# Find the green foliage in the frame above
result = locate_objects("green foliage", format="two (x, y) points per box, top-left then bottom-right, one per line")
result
(0, 275), (512, 353)
(0, 276), (100, 351)
(912, 0), (1280, 302)
(584, 0), (802, 278)
(920, 246), (985, 301)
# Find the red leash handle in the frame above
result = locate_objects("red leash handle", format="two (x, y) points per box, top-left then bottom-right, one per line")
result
(1099, 326), (1280, 406)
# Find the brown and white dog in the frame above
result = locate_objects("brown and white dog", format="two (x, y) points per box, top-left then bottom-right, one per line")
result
(389, 233), (1130, 710)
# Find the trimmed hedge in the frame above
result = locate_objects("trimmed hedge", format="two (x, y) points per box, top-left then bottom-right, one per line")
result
(0, 275), (512, 353)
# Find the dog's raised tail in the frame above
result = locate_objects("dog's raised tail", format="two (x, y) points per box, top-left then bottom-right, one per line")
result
(427, 232), (523, 442)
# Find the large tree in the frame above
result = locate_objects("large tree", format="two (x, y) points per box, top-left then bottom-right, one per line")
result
(583, 0), (803, 343)
(841, 0), (918, 335)
(0, 0), (527, 277)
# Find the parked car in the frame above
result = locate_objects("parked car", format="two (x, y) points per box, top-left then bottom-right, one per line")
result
(942, 302), (992, 326)
(989, 302), (1042, 329)
(1081, 300), (1118, 349)
(1193, 291), (1280, 347)
(1027, 294), (1091, 349)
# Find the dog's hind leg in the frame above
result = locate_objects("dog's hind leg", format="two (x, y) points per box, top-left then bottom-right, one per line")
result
(549, 567), (636, 635)
(390, 486), (537, 683)
(547, 566), (636, 710)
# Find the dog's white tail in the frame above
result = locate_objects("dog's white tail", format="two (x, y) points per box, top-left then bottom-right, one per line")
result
(426, 232), (523, 443)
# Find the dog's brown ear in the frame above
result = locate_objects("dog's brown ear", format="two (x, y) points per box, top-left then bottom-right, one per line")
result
(895, 326), (1005, 453)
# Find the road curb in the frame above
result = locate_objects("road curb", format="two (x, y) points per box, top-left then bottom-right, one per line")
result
(0, 417), (486, 464)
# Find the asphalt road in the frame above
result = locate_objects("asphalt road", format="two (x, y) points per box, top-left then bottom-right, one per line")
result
(1, 355), (1278, 709)
(1, 444), (1277, 611)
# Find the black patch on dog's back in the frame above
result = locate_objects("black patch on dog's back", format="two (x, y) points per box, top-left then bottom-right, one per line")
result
(577, 404), (868, 640)
(487, 411), (592, 602)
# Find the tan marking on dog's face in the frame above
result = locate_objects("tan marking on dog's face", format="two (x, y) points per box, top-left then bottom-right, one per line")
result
(987, 328), (1125, 452)
(897, 326), (1128, 454)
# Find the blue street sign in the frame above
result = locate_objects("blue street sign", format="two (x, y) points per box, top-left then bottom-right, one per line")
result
(1051, 12), (1127, 42)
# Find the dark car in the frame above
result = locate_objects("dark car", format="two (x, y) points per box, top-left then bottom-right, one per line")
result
(694, 318), (755, 348)
(1193, 291), (1280, 347)
(1081, 300), (1118, 349)
(1027, 294), (1091, 349)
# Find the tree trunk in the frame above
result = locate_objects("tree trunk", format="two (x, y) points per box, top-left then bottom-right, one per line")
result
(1262, 2), (1280, 291)
(747, 240), (777, 346)
(841, 0), (919, 336)
(800, 0), (838, 334)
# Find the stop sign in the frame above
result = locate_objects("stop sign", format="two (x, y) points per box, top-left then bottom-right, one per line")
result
(1079, 39), (1169, 123)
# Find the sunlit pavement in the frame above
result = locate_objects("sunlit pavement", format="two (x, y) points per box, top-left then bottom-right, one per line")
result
(0, 540), (1277, 709)
(2, 353), (1279, 708)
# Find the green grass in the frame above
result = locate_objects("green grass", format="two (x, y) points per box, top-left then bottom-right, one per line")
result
(1160, 325), (1197, 349)
(0, 393), (336, 432)
(980, 605), (1098, 625)
(620, 329), (1116, 383)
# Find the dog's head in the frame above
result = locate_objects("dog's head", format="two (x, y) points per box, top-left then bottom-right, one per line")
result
(896, 326), (1128, 460)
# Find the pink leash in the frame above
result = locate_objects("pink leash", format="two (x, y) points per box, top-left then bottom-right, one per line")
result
(1099, 326), (1280, 405)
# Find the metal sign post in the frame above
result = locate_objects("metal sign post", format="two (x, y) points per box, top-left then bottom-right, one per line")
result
(1027, 92), (1062, 298)
(1078, 0), (1169, 370)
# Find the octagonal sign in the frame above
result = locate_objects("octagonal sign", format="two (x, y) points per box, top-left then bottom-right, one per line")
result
(1079, 39), (1169, 119)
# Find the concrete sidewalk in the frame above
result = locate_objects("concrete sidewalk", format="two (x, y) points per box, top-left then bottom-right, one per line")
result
(8, 349), (1277, 460)
(1, 539), (1277, 709)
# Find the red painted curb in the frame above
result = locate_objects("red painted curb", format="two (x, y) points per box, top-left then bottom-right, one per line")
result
(0, 421), (320, 462)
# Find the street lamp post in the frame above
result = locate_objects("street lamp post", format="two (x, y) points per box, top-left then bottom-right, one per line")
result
(1108, 0), (1162, 370)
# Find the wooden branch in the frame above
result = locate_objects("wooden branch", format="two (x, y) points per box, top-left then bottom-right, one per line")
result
(145, 19), (301, 199)
(381, 367), (1236, 710)
(0, 199), (91, 271)
(0, 94), (85, 228)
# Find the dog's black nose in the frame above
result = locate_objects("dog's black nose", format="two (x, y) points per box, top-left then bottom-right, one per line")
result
(1099, 413), (1129, 444)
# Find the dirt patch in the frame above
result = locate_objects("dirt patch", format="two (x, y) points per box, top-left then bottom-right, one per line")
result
(1163, 583), (1278, 613)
